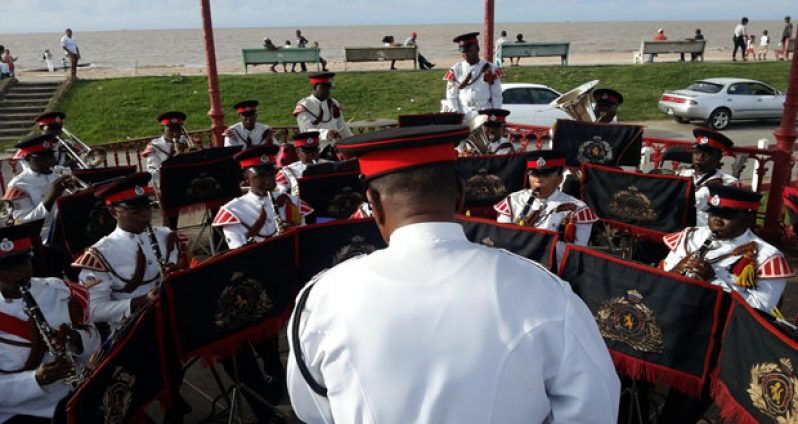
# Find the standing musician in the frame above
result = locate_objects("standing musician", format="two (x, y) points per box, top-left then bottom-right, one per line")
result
(72, 173), (183, 328)
(494, 150), (597, 262)
(677, 128), (739, 227)
(212, 145), (313, 248)
(0, 225), (100, 423)
(293, 73), (353, 143)
(592, 88), (623, 123)
(223, 100), (274, 148)
(142, 111), (191, 194)
(661, 185), (792, 315)
(457, 108), (518, 156)
(4, 134), (76, 244)
(443, 32), (503, 124)
(276, 132), (327, 195)
(13, 112), (73, 170)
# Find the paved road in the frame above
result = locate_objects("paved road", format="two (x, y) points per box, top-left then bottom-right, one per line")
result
(631, 118), (783, 148)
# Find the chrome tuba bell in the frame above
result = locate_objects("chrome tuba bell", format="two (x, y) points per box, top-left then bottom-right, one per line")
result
(551, 80), (599, 122)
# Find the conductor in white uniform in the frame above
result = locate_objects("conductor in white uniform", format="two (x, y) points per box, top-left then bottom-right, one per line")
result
(443, 32), (503, 124)
(287, 125), (620, 423)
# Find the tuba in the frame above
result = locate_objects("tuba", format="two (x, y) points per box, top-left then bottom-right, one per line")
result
(551, 80), (599, 122)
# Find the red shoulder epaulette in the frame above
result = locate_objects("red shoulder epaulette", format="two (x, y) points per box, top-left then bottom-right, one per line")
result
(350, 209), (367, 219)
(212, 208), (241, 226)
(758, 255), (795, 279)
(574, 207), (598, 223)
(275, 170), (289, 185)
(141, 144), (154, 157)
(292, 104), (306, 117)
(495, 68), (505, 79)
(299, 200), (314, 216)
(443, 69), (456, 82)
(3, 187), (29, 201)
(64, 280), (90, 326)
(71, 247), (109, 272)
(493, 198), (511, 216)
(662, 231), (683, 251)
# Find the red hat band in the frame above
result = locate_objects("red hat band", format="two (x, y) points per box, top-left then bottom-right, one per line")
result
(105, 185), (156, 205)
(708, 194), (759, 210)
(160, 118), (185, 126)
(19, 140), (54, 155)
(459, 37), (478, 44)
(358, 143), (457, 178)
(527, 157), (565, 170)
(37, 117), (63, 126)
(239, 155), (274, 168)
(696, 136), (728, 152)
(294, 137), (319, 148)
(309, 77), (332, 85)
(236, 106), (257, 113)
(0, 237), (32, 256)
(488, 115), (506, 123)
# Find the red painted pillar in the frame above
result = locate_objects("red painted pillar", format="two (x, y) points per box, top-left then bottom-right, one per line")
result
(200, 0), (225, 147)
(484, 0), (494, 63)
(761, 39), (798, 242)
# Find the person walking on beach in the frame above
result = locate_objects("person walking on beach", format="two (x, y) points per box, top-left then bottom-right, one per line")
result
(495, 30), (508, 66)
(292, 29), (309, 72)
(782, 16), (793, 60)
(43, 49), (54, 72)
(404, 32), (435, 70)
(758, 30), (771, 61)
(650, 28), (667, 62)
(732, 17), (749, 61)
(1, 49), (17, 78)
(61, 28), (80, 79)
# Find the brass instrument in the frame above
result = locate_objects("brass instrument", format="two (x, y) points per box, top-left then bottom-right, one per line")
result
(268, 190), (287, 236)
(53, 167), (89, 195)
(58, 127), (108, 168)
(0, 200), (16, 226)
(551, 80), (599, 122)
(681, 235), (715, 279)
(19, 282), (80, 387)
(177, 125), (202, 153)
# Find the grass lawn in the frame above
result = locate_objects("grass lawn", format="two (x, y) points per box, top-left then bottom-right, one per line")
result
(55, 61), (792, 145)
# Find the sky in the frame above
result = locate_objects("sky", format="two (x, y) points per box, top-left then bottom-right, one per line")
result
(2, 0), (795, 34)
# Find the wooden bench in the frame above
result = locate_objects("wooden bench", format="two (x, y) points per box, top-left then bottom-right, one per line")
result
(633, 40), (705, 64)
(497, 42), (570, 65)
(241, 48), (321, 74)
(343, 46), (417, 71)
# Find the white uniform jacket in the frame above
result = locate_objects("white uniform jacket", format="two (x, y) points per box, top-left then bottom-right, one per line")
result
(457, 137), (519, 156)
(4, 166), (71, 243)
(212, 190), (314, 249)
(0, 278), (100, 422)
(293, 95), (353, 142)
(677, 168), (740, 227)
(142, 137), (183, 192)
(288, 222), (620, 424)
(223, 122), (273, 148)
(495, 189), (598, 262)
(443, 59), (503, 122)
(73, 226), (179, 325)
(661, 226), (793, 314)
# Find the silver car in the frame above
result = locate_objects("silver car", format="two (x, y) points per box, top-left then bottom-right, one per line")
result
(658, 78), (785, 130)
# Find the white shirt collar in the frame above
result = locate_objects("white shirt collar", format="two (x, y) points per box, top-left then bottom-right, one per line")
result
(388, 222), (467, 246)
(114, 226), (145, 240)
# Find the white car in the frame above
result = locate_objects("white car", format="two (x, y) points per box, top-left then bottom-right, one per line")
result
(658, 78), (785, 130)
(502, 83), (571, 127)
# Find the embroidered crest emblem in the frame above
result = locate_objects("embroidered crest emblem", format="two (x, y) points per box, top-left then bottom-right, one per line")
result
(170, 118), (179, 124)
(710, 195), (721, 206)
(536, 157), (546, 168)
(608, 186), (658, 222)
(100, 366), (136, 424)
(577, 136), (614, 164)
(465, 168), (507, 204)
(55, 117), (63, 123)
(748, 358), (798, 421)
(0, 239), (14, 252)
(185, 173), (223, 204)
(596, 290), (664, 353)
(260, 154), (270, 164)
(214, 272), (274, 330)
(82, 276), (104, 289)
(326, 186), (365, 219)
(332, 236), (378, 266)
(490, 115), (497, 121)
(307, 137), (315, 145)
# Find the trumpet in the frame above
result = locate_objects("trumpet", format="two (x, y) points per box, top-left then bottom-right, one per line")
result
(53, 167), (90, 195)
(20, 282), (80, 387)
(58, 127), (108, 169)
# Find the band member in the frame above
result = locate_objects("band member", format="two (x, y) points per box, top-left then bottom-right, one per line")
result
(457, 108), (518, 156)
(443, 32), (503, 124)
(223, 100), (274, 148)
(288, 125), (619, 422)
(677, 128), (739, 227)
(0, 225), (100, 423)
(592, 88), (623, 123)
(14, 112), (73, 170)
(72, 173), (182, 327)
(4, 134), (75, 243)
(276, 132), (327, 195)
(142, 111), (190, 193)
(293, 73), (353, 143)
(494, 150), (597, 261)
(661, 185), (792, 315)
(212, 145), (313, 248)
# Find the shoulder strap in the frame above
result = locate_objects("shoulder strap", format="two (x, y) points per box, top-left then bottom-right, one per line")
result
(291, 281), (328, 397)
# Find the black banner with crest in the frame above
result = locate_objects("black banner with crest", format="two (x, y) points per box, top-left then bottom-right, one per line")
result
(456, 214), (558, 271)
(581, 163), (695, 237)
(73, 165), (136, 186)
(711, 294), (798, 424)
(559, 245), (725, 397)
(297, 171), (366, 221)
(163, 231), (297, 361)
(455, 153), (527, 207)
(54, 187), (117, 259)
(551, 119), (643, 167)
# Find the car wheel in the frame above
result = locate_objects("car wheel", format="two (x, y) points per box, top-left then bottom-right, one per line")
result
(673, 116), (691, 124)
(707, 108), (731, 130)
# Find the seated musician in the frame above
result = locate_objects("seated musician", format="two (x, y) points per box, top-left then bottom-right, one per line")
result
(276, 131), (328, 195)
(223, 100), (275, 148)
(4, 134), (76, 244)
(0, 225), (100, 423)
(142, 111), (191, 194)
(457, 108), (519, 156)
(661, 185), (793, 315)
(213, 145), (313, 249)
(677, 128), (739, 227)
(72, 173), (183, 327)
(494, 150), (597, 261)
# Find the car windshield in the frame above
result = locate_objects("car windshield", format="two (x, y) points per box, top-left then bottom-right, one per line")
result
(686, 81), (724, 94)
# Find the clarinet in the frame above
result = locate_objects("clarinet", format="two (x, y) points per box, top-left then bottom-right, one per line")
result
(682, 235), (715, 279)
(515, 190), (543, 226)
(268, 190), (287, 235)
(145, 224), (167, 282)
(19, 282), (79, 387)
